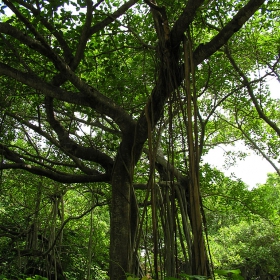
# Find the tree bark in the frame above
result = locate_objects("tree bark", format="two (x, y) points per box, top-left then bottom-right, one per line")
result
(109, 138), (138, 279)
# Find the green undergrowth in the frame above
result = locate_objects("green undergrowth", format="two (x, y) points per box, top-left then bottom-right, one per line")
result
(127, 269), (244, 280)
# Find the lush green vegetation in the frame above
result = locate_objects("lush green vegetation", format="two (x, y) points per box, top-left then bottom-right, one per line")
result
(0, 0), (279, 279)
(1, 169), (280, 279)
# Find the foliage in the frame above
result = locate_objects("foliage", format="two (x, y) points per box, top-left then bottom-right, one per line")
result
(0, 169), (109, 279)
(210, 220), (280, 278)
(250, 173), (280, 223)
(214, 269), (244, 280)
(207, 173), (280, 279)
(0, 0), (279, 279)
(26, 276), (48, 280)
(127, 269), (244, 280)
(0, 275), (47, 280)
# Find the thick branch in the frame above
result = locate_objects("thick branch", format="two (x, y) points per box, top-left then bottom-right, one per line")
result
(5, 112), (114, 173)
(0, 62), (133, 132)
(0, 23), (52, 60)
(170, 0), (205, 47)
(0, 143), (24, 163)
(0, 9), (133, 132)
(193, 0), (266, 65)
(44, 98), (114, 172)
(0, 162), (110, 183)
(1, 140), (108, 179)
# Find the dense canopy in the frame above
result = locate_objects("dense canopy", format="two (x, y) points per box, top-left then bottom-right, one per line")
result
(0, 0), (279, 279)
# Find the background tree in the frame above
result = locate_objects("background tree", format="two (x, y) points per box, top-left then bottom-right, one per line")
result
(0, 0), (279, 279)
(205, 172), (280, 279)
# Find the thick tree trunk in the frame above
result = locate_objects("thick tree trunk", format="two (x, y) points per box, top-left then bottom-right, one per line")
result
(109, 140), (138, 280)
(110, 165), (131, 279)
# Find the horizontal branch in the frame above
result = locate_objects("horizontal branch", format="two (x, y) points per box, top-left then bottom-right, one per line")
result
(0, 62), (134, 133)
(0, 163), (110, 183)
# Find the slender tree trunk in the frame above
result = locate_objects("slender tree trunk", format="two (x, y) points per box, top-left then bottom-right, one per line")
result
(189, 178), (209, 276)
